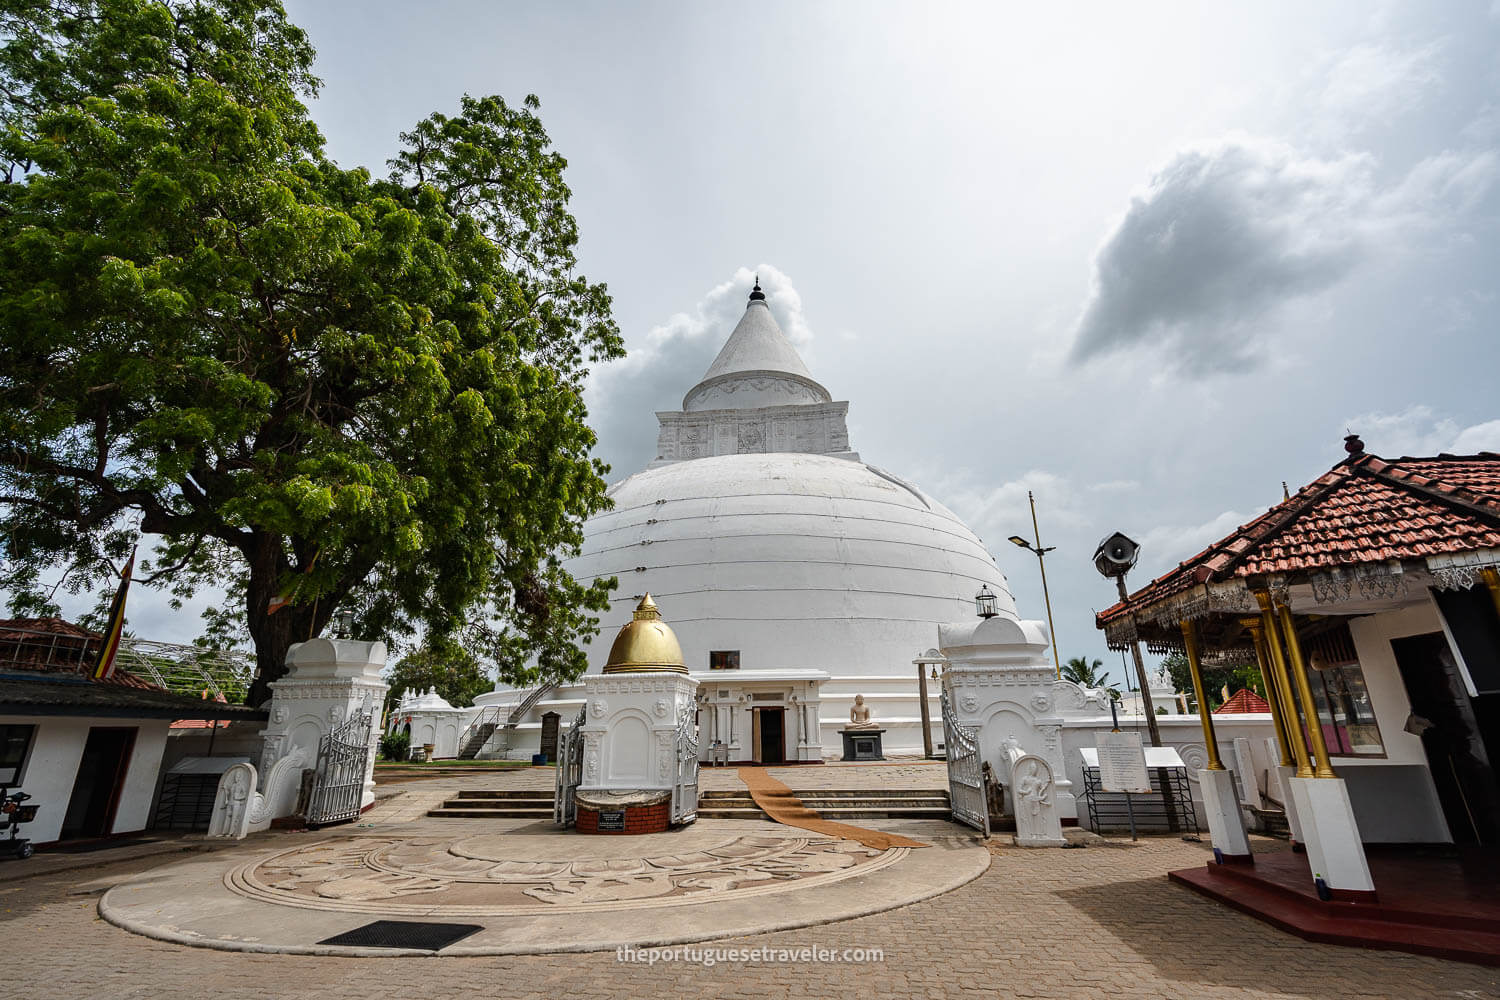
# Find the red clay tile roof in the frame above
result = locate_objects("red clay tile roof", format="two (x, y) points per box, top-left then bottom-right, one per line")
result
(1215, 689), (1271, 714)
(1098, 451), (1500, 625)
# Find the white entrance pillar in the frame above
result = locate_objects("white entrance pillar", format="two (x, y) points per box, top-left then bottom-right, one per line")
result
(938, 615), (1076, 823)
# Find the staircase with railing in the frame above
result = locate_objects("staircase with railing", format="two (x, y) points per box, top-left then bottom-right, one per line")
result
(505, 683), (555, 728)
(455, 706), (503, 760)
(454, 683), (559, 760)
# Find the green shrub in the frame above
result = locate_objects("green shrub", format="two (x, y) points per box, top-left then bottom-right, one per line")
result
(379, 731), (411, 762)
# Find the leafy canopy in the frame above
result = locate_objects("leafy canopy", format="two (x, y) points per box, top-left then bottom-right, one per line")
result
(383, 641), (492, 715)
(1062, 656), (1121, 701)
(0, 0), (623, 703)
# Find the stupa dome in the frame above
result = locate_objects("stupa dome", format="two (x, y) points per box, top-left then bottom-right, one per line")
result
(564, 281), (1019, 678)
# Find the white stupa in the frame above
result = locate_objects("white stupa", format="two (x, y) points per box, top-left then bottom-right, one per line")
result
(472, 279), (1028, 760)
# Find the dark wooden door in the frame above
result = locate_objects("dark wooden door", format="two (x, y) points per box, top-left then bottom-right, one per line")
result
(539, 712), (561, 763)
(60, 727), (136, 840)
(1392, 633), (1500, 845)
(758, 709), (785, 765)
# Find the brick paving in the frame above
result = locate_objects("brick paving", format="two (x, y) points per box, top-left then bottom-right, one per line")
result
(4, 768), (1496, 999)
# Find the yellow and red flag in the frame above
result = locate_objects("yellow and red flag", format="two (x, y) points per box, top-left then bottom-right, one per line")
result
(91, 546), (135, 681)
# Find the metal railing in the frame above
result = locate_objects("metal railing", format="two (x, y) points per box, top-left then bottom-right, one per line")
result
(0, 625), (253, 701)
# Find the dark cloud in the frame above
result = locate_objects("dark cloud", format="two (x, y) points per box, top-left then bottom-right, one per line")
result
(1070, 137), (1372, 373)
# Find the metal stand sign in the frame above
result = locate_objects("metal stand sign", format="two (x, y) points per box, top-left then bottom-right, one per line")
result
(1097, 701), (1151, 841)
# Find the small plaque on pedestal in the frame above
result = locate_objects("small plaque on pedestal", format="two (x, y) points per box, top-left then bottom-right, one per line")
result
(840, 728), (886, 761)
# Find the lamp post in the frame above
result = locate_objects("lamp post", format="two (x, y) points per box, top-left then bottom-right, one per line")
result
(1008, 490), (1062, 679)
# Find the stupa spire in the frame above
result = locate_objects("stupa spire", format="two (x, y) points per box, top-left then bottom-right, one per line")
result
(682, 276), (829, 411)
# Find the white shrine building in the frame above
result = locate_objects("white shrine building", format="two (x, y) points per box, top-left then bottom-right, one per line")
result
(471, 279), (1020, 762)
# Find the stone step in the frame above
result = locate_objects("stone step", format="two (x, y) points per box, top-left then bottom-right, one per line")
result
(804, 797), (942, 803)
(697, 788), (948, 800)
(427, 806), (555, 818)
(694, 808), (774, 820)
(810, 807), (953, 819)
(446, 790), (556, 801)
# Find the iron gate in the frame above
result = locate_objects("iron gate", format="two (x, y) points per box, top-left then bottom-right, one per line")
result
(306, 711), (373, 827)
(554, 705), (585, 826)
(672, 704), (699, 824)
(942, 690), (990, 836)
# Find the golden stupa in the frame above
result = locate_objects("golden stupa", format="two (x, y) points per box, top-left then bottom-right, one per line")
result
(602, 594), (688, 674)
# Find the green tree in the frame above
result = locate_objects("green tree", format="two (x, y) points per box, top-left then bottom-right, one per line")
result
(1160, 652), (1263, 711)
(383, 640), (491, 715)
(1062, 656), (1120, 701)
(0, 1), (622, 706)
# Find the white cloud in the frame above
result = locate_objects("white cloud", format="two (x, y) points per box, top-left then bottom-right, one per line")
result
(1450, 420), (1500, 454)
(925, 469), (1089, 555)
(1139, 509), (1255, 576)
(1070, 135), (1496, 374)
(586, 265), (814, 479)
(1318, 42), (1443, 130)
(1341, 406), (1500, 457)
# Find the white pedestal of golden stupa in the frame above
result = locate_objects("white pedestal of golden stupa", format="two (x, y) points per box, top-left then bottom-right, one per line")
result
(577, 595), (698, 832)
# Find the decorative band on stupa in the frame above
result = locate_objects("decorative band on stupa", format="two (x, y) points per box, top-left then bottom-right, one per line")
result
(601, 593), (689, 674)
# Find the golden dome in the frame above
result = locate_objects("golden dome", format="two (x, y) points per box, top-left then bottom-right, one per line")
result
(602, 594), (688, 674)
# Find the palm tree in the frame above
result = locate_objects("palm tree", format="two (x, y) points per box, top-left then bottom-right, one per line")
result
(1063, 656), (1121, 701)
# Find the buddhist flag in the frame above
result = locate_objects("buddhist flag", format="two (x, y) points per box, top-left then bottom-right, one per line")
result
(266, 549), (319, 615)
(91, 547), (135, 681)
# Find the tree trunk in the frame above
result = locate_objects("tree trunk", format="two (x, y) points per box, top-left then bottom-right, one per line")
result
(243, 532), (332, 708)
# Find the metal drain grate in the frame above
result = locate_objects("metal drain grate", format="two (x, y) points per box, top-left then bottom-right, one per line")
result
(317, 920), (483, 951)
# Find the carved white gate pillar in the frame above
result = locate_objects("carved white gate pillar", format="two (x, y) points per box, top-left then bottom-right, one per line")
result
(938, 616), (1077, 825)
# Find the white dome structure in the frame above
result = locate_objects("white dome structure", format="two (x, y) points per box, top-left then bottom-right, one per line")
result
(473, 278), (1037, 760)
(572, 452), (1018, 673)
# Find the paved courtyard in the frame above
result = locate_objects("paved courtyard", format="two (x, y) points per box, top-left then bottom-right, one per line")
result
(2, 765), (1497, 999)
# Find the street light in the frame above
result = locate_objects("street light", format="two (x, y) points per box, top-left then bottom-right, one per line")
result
(1009, 490), (1062, 678)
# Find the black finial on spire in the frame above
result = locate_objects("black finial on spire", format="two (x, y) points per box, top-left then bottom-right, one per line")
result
(749, 275), (765, 302)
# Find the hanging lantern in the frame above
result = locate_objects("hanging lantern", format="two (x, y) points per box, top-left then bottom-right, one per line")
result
(975, 585), (998, 619)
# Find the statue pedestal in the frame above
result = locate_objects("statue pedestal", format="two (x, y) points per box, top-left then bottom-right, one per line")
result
(840, 728), (886, 761)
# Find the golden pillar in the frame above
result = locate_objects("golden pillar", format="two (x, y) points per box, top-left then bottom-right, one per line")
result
(1179, 619), (1225, 770)
(1275, 601), (1338, 778)
(1244, 619), (1294, 768)
(1255, 592), (1313, 778)
(1480, 568), (1500, 621)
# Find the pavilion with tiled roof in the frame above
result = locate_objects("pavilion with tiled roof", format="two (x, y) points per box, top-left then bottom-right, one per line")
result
(1096, 434), (1500, 963)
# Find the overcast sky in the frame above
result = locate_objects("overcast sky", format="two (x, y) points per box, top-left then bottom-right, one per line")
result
(96, 2), (1500, 683)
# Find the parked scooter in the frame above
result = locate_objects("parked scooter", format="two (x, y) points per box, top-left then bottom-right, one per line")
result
(0, 788), (38, 860)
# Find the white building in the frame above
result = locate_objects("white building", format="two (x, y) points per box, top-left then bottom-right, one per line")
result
(473, 280), (1021, 761)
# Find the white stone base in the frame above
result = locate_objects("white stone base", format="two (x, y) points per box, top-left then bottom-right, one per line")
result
(1277, 764), (1306, 844)
(1199, 767), (1252, 859)
(1289, 776), (1375, 895)
(579, 671), (698, 794)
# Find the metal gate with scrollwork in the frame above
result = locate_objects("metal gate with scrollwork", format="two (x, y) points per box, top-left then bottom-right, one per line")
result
(672, 705), (699, 824)
(554, 705), (585, 826)
(306, 711), (373, 827)
(942, 690), (989, 836)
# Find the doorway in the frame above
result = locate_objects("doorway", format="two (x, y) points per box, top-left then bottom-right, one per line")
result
(60, 727), (136, 841)
(756, 708), (785, 765)
(1392, 633), (1500, 845)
